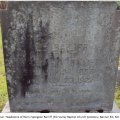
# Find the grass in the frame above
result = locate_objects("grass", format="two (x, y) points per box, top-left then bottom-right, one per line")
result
(115, 57), (120, 109)
(115, 85), (120, 109)
(0, 26), (8, 112)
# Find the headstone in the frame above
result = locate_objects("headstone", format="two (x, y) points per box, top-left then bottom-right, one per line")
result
(1, 1), (119, 112)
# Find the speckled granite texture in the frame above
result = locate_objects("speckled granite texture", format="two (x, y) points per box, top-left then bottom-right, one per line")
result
(1, 2), (120, 112)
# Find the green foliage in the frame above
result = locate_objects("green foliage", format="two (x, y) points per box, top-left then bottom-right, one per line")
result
(0, 26), (8, 112)
(115, 56), (120, 109)
(115, 85), (120, 109)
(116, 0), (120, 7)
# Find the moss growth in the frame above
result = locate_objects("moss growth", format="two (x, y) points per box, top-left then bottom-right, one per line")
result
(0, 26), (8, 112)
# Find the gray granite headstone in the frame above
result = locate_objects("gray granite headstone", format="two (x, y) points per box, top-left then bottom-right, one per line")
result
(1, 2), (119, 112)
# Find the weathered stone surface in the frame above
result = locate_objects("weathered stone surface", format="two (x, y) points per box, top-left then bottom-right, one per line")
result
(2, 101), (120, 113)
(1, 2), (119, 112)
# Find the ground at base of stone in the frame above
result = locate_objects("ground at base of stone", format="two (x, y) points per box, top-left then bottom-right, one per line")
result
(2, 101), (120, 113)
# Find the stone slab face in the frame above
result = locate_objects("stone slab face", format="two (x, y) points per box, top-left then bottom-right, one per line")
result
(1, 2), (119, 112)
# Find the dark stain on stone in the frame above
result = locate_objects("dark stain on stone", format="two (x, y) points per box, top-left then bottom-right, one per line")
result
(40, 109), (50, 113)
(42, 59), (48, 82)
(85, 110), (90, 113)
(60, 49), (63, 54)
(39, 20), (50, 82)
(50, 52), (54, 60)
(56, 56), (62, 65)
(40, 21), (50, 40)
(97, 109), (104, 113)
(20, 15), (35, 97)
(39, 20), (51, 42)
(56, 56), (60, 61)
